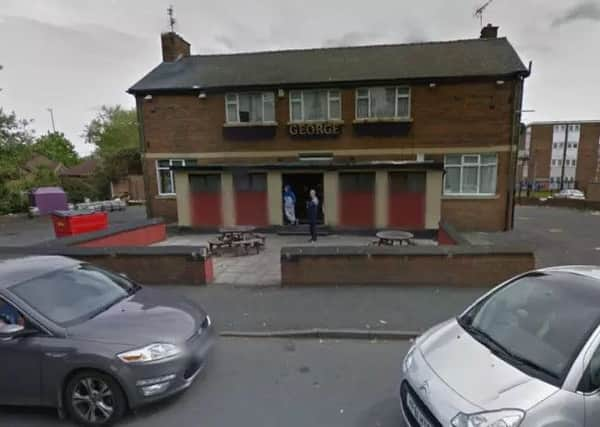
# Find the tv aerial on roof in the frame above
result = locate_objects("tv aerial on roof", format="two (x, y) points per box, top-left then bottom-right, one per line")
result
(167, 5), (176, 32)
(474, 0), (495, 28)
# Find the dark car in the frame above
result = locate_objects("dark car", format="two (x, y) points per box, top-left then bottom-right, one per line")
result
(0, 255), (214, 426)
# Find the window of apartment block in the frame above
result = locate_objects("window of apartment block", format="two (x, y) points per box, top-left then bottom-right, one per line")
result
(156, 159), (197, 195)
(444, 153), (497, 195)
(225, 92), (275, 124)
(355, 86), (410, 120)
(289, 89), (341, 122)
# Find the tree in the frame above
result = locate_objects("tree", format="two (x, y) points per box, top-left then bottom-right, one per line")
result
(34, 132), (79, 166)
(84, 105), (139, 157)
(0, 108), (36, 213)
(83, 105), (141, 199)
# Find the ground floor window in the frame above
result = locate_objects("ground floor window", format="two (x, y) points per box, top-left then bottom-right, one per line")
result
(444, 153), (497, 195)
(156, 159), (196, 195)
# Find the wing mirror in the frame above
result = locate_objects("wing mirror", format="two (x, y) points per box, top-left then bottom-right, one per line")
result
(0, 323), (25, 340)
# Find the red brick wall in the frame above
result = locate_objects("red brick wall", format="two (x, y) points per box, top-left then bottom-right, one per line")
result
(77, 223), (166, 247)
(78, 254), (212, 286)
(140, 81), (514, 153)
(527, 124), (552, 185)
(576, 123), (600, 193)
(140, 79), (517, 230)
(281, 250), (534, 287)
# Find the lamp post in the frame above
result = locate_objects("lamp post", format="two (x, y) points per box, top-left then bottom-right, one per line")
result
(47, 108), (56, 133)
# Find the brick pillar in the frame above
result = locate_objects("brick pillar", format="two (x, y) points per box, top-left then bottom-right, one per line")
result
(267, 171), (283, 225)
(175, 171), (191, 227)
(221, 173), (235, 226)
(425, 170), (442, 229)
(375, 170), (389, 228)
(323, 171), (339, 226)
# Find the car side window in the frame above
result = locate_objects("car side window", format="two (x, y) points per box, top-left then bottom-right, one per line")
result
(580, 345), (600, 393)
(0, 298), (25, 327)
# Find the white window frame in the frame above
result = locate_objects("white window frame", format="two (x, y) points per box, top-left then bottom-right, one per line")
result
(156, 159), (189, 196)
(288, 89), (341, 122)
(225, 92), (275, 124)
(354, 86), (411, 120)
(443, 153), (498, 196)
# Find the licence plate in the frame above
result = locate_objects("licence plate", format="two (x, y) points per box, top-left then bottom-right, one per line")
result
(406, 392), (433, 427)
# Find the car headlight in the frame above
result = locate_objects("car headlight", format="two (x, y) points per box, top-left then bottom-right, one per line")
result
(451, 410), (524, 427)
(118, 343), (182, 363)
(403, 342), (416, 372)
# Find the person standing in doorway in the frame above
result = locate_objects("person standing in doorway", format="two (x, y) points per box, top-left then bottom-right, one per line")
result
(307, 189), (319, 242)
(283, 185), (297, 225)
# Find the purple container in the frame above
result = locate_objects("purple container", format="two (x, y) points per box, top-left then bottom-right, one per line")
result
(31, 187), (68, 215)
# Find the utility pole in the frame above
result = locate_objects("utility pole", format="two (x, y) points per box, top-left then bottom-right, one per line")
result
(47, 108), (56, 133)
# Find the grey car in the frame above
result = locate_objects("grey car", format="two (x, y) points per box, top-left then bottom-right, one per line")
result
(400, 266), (600, 427)
(0, 255), (215, 426)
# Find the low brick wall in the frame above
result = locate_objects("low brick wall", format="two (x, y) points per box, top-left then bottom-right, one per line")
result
(281, 245), (534, 287)
(0, 246), (213, 286)
(38, 218), (167, 248)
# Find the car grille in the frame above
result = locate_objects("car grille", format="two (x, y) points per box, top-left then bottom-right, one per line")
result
(400, 381), (442, 427)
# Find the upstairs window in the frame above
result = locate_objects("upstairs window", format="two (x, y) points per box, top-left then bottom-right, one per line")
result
(225, 92), (275, 124)
(444, 154), (497, 195)
(289, 90), (341, 122)
(355, 87), (410, 120)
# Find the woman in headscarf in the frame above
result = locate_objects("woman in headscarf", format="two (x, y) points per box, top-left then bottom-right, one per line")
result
(283, 185), (297, 225)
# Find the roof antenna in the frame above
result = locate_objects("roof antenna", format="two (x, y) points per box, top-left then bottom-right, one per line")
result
(474, 0), (495, 28)
(167, 5), (176, 33)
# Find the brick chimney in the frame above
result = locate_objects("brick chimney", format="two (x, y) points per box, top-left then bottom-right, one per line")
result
(161, 32), (191, 62)
(480, 24), (499, 39)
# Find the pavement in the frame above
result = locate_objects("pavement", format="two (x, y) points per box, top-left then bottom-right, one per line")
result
(0, 206), (148, 247)
(0, 338), (412, 427)
(174, 283), (486, 334)
(464, 205), (600, 267)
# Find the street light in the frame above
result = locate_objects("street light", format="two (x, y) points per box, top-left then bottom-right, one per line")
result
(47, 108), (56, 133)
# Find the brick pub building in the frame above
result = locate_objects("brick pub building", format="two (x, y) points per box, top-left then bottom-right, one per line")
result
(129, 25), (528, 232)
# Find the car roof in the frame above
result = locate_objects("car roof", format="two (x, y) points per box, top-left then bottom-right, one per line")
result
(0, 255), (81, 290)
(540, 266), (600, 282)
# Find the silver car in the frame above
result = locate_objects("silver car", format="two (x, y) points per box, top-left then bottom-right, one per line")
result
(400, 266), (600, 427)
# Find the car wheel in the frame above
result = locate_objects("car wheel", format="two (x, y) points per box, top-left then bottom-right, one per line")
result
(65, 371), (126, 426)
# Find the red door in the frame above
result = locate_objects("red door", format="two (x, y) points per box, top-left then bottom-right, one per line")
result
(339, 173), (375, 227)
(234, 173), (268, 226)
(190, 174), (222, 227)
(388, 172), (426, 229)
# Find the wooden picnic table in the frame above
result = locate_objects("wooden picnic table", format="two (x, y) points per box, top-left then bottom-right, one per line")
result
(375, 230), (414, 246)
(209, 225), (265, 255)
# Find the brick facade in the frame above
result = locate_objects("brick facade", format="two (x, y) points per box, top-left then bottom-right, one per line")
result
(140, 81), (519, 230)
(523, 122), (600, 193)
(576, 123), (600, 192)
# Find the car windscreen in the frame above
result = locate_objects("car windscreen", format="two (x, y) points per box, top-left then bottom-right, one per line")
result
(9, 264), (134, 327)
(460, 272), (600, 385)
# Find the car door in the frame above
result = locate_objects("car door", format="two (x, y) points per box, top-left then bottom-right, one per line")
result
(579, 338), (600, 426)
(0, 298), (43, 406)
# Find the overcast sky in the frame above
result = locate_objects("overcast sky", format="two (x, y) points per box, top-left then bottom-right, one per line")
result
(1, 0), (599, 155)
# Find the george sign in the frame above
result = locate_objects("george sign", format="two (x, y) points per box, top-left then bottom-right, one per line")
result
(289, 122), (341, 137)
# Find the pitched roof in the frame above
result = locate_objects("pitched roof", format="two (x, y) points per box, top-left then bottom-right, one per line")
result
(23, 155), (60, 172)
(59, 158), (98, 177)
(129, 37), (528, 93)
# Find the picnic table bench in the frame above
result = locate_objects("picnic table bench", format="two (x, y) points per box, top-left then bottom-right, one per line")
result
(208, 226), (266, 256)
